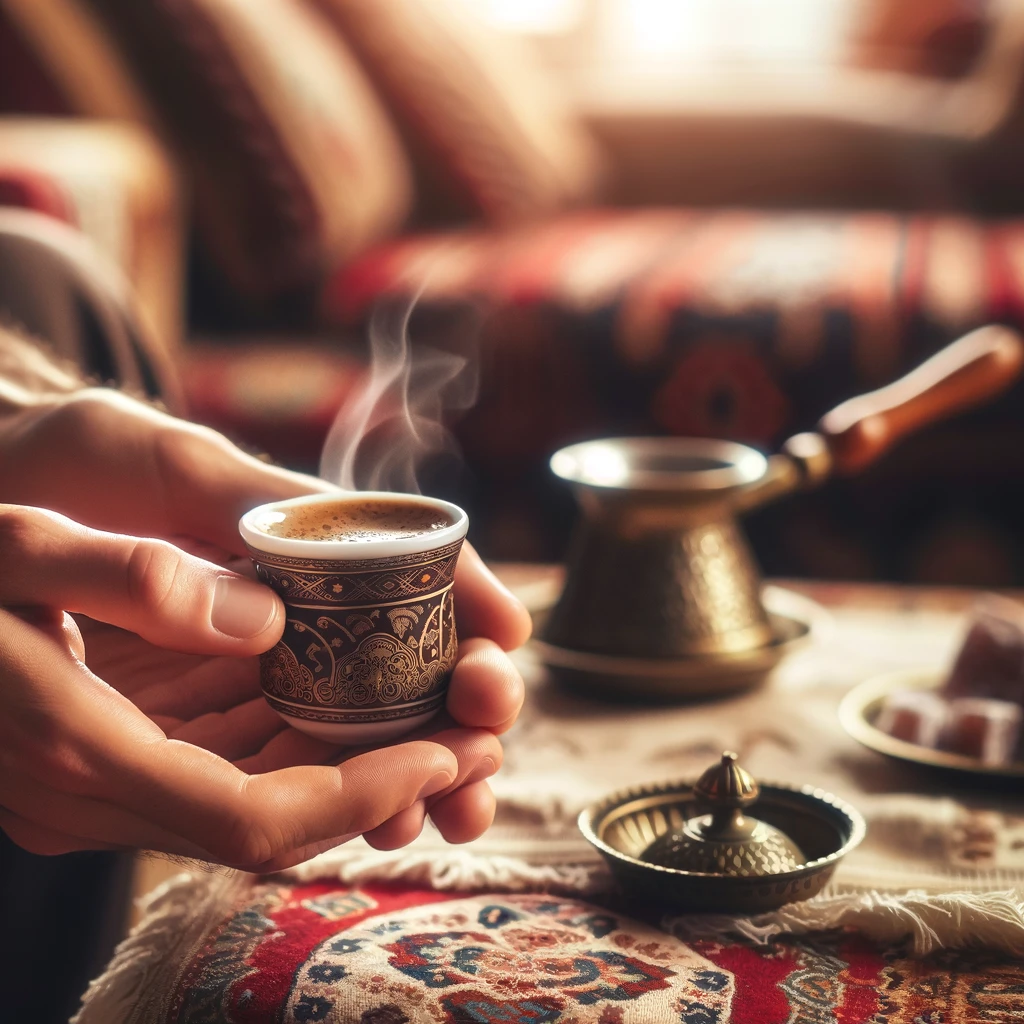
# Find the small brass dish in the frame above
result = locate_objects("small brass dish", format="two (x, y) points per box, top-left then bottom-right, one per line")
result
(839, 669), (1024, 782)
(532, 586), (823, 701)
(579, 757), (865, 914)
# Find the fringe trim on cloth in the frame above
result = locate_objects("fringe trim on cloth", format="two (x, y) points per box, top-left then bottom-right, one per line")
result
(666, 889), (1024, 957)
(279, 844), (609, 894)
(279, 845), (1024, 956)
(72, 867), (250, 1024)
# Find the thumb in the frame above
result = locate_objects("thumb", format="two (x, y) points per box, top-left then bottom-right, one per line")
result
(0, 504), (284, 655)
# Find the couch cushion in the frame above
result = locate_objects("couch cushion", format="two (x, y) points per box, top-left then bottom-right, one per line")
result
(324, 209), (1024, 447)
(307, 0), (601, 225)
(183, 338), (367, 470)
(66, 0), (413, 301)
(316, 208), (1024, 571)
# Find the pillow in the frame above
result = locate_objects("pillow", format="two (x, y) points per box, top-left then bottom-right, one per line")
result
(0, 0), (149, 118)
(306, 0), (601, 224)
(76, 0), (412, 299)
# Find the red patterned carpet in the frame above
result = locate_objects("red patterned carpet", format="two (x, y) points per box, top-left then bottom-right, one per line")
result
(156, 882), (1023, 1024)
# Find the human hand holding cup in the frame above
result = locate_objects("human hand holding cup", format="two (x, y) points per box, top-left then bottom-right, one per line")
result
(0, 381), (526, 866)
(240, 491), (469, 744)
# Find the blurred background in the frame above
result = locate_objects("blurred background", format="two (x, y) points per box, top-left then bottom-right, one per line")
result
(3, 0), (1024, 583)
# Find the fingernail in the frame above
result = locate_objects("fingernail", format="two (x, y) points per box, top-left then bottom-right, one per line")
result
(212, 576), (278, 638)
(417, 771), (453, 800)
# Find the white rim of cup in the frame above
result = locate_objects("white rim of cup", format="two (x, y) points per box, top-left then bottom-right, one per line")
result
(239, 491), (469, 561)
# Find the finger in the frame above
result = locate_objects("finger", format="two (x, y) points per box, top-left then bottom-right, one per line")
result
(0, 770), (211, 859)
(154, 419), (336, 554)
(236, 724), (500, 859)
(164, 698), (289, 763)
(0, 505), (284, 655)
(234, 722), (343, 774)
(340, 726), (502, 804)
(131, 656), (261, 720)
(454, 544), (532, 650)
(251, 831), (363, 874)
(2, 390), (333, 555)
(0, 807), (123, 856)
(73, 618), (207, 689)
(416, 727), (502, 798)
(166, 535), (236, 565)
(10, 607), (86, 663)
(445, 638), (525, 733)
(362, 801), (427, 851)
(122, 740), (457, 867)
(427, 781), (496, 844)
(3, 610), (458, 869)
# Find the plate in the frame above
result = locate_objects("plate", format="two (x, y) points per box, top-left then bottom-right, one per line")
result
(530, 586), (825, 701)
(838, 669), (1024, 781)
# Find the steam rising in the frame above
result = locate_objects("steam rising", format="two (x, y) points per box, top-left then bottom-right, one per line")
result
(319, 300), (478, 494)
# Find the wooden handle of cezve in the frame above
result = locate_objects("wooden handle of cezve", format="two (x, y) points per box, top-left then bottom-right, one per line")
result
(817, 325), (1024, 475)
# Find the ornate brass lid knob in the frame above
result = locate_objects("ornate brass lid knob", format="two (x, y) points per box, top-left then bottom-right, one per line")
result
(642, 752), (806, 876)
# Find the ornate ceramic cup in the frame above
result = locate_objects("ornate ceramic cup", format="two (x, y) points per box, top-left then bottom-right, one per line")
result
(239, 492), (468, 744)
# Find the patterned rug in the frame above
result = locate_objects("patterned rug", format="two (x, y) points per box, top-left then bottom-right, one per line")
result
(79, 878), (1024, 1023)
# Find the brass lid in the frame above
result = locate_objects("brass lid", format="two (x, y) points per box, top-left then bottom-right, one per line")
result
(642, 752), (805, 876)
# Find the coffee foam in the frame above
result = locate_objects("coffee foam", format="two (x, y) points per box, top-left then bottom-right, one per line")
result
(261, 499), (455, 543)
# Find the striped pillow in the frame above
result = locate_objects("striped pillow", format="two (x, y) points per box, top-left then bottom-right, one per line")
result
(307, 0), (601, 225)
(37, 0), (414, 300)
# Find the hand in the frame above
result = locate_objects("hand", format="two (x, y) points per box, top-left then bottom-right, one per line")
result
(0, 392), (530, 867)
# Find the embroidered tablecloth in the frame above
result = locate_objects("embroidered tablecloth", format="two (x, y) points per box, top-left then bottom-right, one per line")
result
(76, 574), (1024, 1023)
(80, 879), (1024, 1024)
(287, 574), (1024, 908)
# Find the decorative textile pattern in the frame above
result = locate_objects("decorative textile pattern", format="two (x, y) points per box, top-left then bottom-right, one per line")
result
(71, 0), (411, 299)
(690, 931), (1024, 1024)
(182, 340), (366, 468)
(307, 0), (601, 224)
(324, 210), (1024, 445)
(76, 877), (1024, 1024)
(319, 209), (1024, 575)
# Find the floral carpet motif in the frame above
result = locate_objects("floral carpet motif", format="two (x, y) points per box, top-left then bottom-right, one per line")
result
(164, 883), (1024, 1024)
(284, 895), (730, 1024)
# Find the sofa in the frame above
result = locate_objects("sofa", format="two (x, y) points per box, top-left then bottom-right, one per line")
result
(4, 0), (1024, 582)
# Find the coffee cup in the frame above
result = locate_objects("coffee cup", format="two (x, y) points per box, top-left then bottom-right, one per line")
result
(239, 491), (468, 744)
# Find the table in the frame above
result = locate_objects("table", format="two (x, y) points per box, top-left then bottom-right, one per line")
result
(82, 573), (1024, 1024)
(337, 572), (1023, 893)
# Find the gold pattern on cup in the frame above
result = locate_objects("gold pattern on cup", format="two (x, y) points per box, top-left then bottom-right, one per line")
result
(246, 539), (463, 726)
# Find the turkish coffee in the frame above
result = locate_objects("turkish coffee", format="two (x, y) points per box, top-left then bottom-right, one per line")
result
(261, 497), (456, 543)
